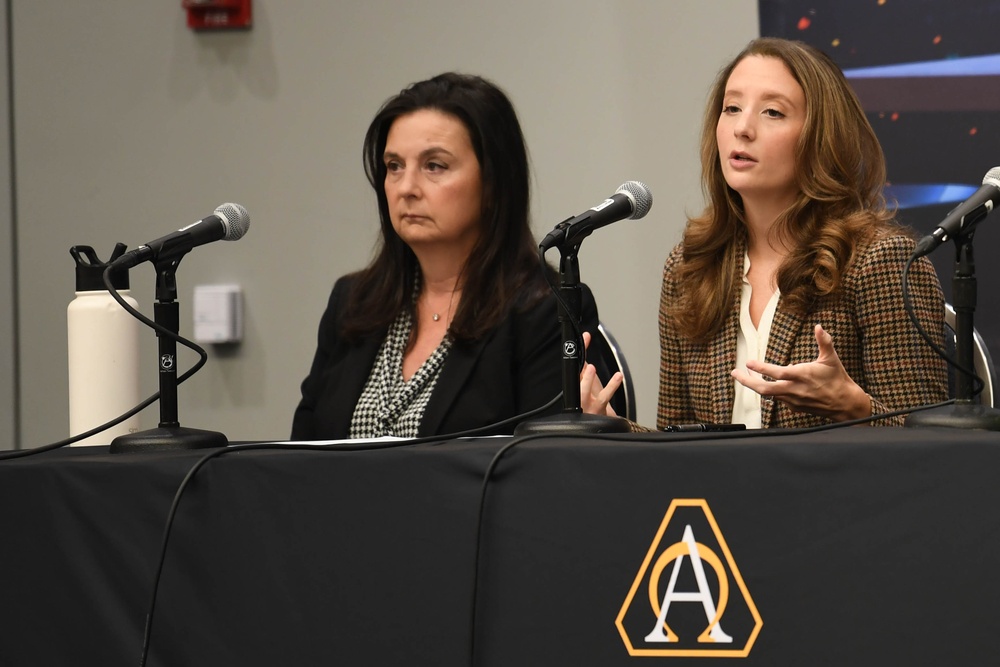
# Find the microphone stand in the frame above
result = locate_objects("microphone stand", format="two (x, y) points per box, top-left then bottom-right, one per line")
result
(110, 254), (228, 452)
(514, 241), (630, 436)
(905, 232), (1000, 430)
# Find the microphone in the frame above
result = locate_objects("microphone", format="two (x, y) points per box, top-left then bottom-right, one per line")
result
(913, 167), (1000, 258)
(540, 181), (652, 250)
(112, 203), (250, 269)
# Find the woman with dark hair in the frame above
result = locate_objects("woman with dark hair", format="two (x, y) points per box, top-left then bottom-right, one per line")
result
(292, 72), (603, 439)
(582, 37), (948, 428)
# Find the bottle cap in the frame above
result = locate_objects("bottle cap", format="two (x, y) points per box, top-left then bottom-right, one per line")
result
(70, 243), (131, 292)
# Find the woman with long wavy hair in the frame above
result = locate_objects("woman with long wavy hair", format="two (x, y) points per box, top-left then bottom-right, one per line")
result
(582, 37), (948, 428)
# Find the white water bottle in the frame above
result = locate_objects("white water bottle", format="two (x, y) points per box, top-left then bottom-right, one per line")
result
(67, 244), (142, 445)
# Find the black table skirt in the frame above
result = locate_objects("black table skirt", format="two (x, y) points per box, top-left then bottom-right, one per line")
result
(1, 427), (998, 666)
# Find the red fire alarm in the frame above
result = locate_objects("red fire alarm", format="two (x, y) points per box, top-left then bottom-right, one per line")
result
(182, 0), (252, 31)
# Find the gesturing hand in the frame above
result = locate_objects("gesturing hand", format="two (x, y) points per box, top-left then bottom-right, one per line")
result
(730, 324), (871, 422)
(580, 331), (623, 417)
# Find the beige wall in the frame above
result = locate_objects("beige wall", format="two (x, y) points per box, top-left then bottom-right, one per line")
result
(7, 1), (759, 447)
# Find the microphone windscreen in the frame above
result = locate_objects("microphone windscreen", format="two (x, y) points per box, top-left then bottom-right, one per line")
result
(216, 203), (250, 241)
(984, 167), (1000, 188)
(617, 181), (653, 219)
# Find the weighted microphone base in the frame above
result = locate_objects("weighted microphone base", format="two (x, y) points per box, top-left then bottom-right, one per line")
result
(904, 402), (1000, 432)
(109, 425), (228, 453)
(514, 411), (631, 436)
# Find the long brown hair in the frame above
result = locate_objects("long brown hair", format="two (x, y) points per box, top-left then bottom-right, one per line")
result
(671, 38), (903, 340)
(342, 72), (548, 343)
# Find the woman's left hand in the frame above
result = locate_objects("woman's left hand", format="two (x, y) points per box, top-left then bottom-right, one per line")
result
(580, 331), (623, 417)
(731, 324), (871, 421)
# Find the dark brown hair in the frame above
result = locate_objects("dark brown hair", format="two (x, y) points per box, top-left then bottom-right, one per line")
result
(341, 72), (548, 343)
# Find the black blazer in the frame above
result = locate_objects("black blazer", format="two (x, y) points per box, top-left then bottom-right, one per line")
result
(290, 276), (604, 440)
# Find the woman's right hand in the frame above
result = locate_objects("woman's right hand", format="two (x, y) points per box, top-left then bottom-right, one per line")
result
(580, 331), (623, 416)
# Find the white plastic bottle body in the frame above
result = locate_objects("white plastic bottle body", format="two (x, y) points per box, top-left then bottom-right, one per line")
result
(67, 290), (142, 445)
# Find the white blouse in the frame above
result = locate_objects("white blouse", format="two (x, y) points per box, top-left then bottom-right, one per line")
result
(732, 253), (780, 429)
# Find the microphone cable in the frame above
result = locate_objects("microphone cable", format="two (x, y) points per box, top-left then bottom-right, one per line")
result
(3, 236), (569, 460)
(101, 263), (211, 383)
(0, 391), (160, 460)
(112, 357), (955, 665)
(538, 245), (591, 371)
(34, 240), (963, 660)
(464, 253), (969, 662)
(134, 390), (564, 667)
(0, 264), (210, 461)
(464, 389), (959, 665)
(901, 254), (985, 397)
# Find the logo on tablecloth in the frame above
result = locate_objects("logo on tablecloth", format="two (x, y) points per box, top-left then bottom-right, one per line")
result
(615, 499), (762, 657)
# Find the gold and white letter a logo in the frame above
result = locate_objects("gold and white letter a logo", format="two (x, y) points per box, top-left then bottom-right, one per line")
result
(616, 499), (762, 658)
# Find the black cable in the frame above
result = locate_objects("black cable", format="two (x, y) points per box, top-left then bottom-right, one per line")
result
(0, 390), (161, 460)
(135, 390), (563, 667)
(465, 391), (957, 664)
(0, 265), (208, 461)
(133, 382), (951, 666)
(469, 249), (967, 662)
(6, 251), (569, 462)
(901, 253), (984, 396)
(137, 441), (428, 666)
(81, 244), (964, 663)
(101, 263), (211, 381)
(538, 245), (589, 367)
(787, 396), (956, 429)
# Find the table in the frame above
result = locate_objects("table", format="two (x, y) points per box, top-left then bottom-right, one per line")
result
(1, 427), (998, 666)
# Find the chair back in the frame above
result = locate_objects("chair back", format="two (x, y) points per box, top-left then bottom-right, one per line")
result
(943, 303), (996, 408)
(588, 322), (637, 421)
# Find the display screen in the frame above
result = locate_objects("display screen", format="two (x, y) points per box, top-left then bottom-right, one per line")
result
(760, 0), (1000, 366)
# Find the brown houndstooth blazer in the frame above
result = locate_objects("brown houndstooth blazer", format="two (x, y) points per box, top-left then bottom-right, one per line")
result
(655, 233), (949, 429)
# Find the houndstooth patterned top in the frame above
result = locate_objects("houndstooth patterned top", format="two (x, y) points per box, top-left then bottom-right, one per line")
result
(349, 309), (453, 438)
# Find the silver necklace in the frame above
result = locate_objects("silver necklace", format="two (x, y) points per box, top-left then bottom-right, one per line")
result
(430, 289), (456, 323)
